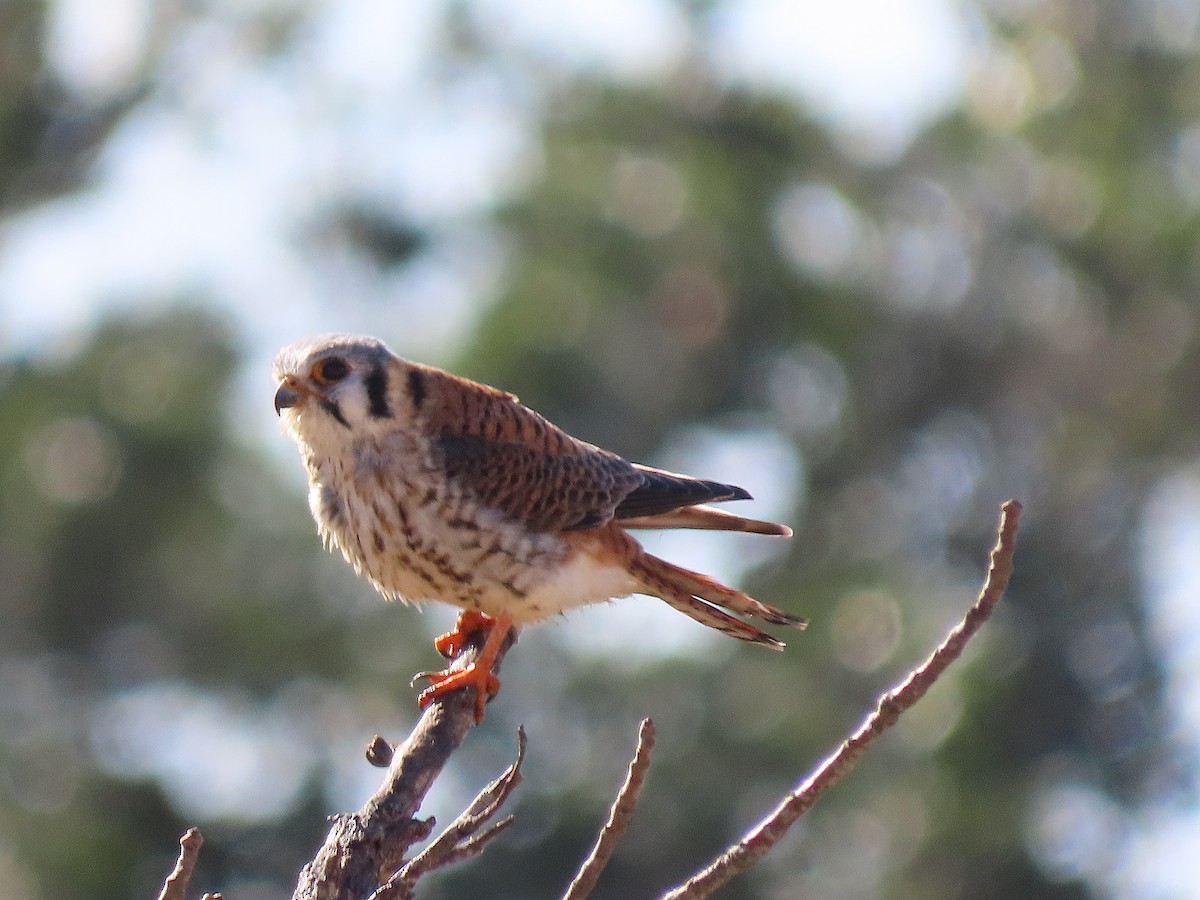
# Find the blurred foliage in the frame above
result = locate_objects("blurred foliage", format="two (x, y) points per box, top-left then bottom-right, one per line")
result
(2, 1), (1200, 899)
(0, 0), (132, 209)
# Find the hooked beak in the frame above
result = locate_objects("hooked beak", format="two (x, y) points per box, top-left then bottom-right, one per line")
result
(274, 378), (305, 415)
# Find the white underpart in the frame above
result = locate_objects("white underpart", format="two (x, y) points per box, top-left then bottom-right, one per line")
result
(518, 551), (641, 621)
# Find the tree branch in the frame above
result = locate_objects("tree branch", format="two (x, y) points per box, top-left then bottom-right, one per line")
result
(198, 498), (1016, 900)
(370, 726), (528, 900)
(156, 828), (205, 900)
(661, 498), (1023, 900)
(561, 717), (657, 900)
(291, 624), (517, 900)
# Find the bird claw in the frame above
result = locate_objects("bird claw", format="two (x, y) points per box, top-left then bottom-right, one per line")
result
(410, 670), (438, 688)
(417, 665), (501, 723)
(434, 610), (497, 659)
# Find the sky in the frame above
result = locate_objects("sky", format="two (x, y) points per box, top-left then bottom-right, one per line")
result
(0, 0), (971, 367)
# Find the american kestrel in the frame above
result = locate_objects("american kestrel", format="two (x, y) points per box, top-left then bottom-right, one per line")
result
(273, 334), (804, 720)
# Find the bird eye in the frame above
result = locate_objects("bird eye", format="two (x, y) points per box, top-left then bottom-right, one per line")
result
(314, 358), (350, 382)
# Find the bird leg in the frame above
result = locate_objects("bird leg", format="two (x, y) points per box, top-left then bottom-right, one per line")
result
(417, 610), (514, 723)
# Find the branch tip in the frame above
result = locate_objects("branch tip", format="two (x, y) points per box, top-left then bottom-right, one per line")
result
(661, 499), (1022, 900)
(156, 828), (204, 900)
(561, 717), (658, 900)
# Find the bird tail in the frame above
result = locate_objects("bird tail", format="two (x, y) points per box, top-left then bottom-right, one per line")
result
(630, 552), (806, 650)
(617, 504), (792, 536)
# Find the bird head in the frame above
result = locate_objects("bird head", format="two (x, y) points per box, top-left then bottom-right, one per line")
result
(273, 333), (403, 451)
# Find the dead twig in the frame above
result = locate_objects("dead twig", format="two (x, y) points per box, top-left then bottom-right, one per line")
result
(291, 624), (517, 900)
(561, 717), (657, 900)
(661, 499), (1023, 900)
(156, 828), (204, 900)
(370, 727), (528, 899)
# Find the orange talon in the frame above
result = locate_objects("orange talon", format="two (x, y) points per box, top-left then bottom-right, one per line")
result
(418, 610), (514, 723)
(433, 610), (495, 659)
(417, 668), (501, 723)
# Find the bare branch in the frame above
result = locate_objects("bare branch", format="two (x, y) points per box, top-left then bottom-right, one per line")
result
(562, 717), (657, 900)
(662, 499), (1023, 900)
(156, 828), (204, 900)
(435, 814), (517, 865)
(291, 624), (517, 900)
(371, 727), (529, 899)
(369, 820), (516, 900)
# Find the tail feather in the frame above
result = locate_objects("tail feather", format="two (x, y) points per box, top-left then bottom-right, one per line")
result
(657, 592), (787, 649)
(617, 505), (792, 536)
(632, 552), (806, 648)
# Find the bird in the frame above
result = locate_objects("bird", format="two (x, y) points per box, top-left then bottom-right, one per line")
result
(273, 333), (804, 721)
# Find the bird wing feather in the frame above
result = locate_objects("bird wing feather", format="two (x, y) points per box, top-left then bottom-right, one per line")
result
(413, 365), (640, 531)
(410, 365), (755, 533)
(612, 464), (751, 519)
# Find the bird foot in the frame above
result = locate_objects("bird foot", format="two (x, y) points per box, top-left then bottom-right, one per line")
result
(417, 610), (513, 723)
(433, 609), (495, 659)
(417, 665), (501, 723)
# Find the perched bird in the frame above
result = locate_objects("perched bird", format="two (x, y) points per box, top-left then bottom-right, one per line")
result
(273, 334), (804, 720)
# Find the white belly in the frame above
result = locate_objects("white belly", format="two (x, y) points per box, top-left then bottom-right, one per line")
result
(511, 552), (640, 623)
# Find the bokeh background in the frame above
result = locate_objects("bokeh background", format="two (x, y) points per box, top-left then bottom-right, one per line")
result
(2, 0), (1200, 897)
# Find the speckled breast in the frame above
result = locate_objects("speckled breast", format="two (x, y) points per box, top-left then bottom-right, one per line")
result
(314, 452), (570, 617)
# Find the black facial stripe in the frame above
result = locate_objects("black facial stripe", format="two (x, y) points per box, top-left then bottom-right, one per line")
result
(407, 368), (427, 412)
(365, 366), (391, 419)
(319, 397), (350, 428)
